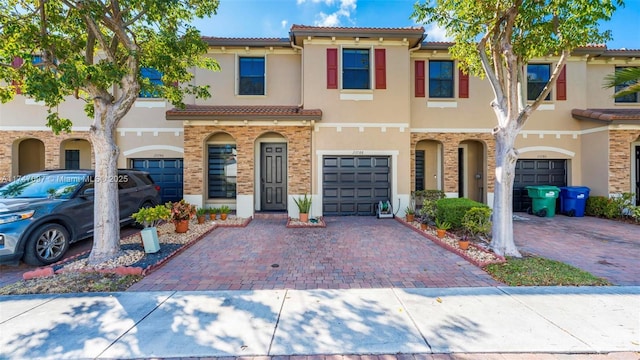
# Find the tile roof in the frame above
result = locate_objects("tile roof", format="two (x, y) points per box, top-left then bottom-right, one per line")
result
(166, 105), (322, 120)
(290, 24), (425, 33)
(571, 108), (640, 123)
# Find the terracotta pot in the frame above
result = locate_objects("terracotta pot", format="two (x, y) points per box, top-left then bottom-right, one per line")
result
(174, 219), (189, 233)
(436, 229), (447, 238)
(420, 223), (428, 230)
(197, 215), (205, 224)
(406, 214), (415, 223)
(220, 213), (228, 221)
(299, 213), (309, 222)
(209, 213), (216, 220)
(458, 239), (470, 250)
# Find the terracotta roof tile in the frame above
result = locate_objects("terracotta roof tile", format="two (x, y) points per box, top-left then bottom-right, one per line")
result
(290, 24), (425, 33)
(571, 108), (640, 122)
(166, 105), (322, 120)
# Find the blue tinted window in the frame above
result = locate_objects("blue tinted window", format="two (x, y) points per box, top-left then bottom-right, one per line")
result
(139, 67), (163, 98)
(614, 67), (639, 103)
(239, 57), (265, 95)
(208, 145), (237, 199)
(429, 60), (454, 98)
(527, 64), (551, 101)
(343, 49), (370, 89)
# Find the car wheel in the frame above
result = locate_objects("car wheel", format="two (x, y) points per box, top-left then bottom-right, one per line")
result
(24, 224), (70, 266)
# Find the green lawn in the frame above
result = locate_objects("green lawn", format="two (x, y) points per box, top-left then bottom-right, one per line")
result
(485, 255), (611, 286)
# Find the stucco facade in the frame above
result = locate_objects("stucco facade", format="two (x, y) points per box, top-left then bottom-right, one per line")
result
(2, 26), (639, 217)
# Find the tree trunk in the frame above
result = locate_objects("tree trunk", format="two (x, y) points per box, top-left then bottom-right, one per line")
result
(491, 129), (522, 257)
(87, 104), (123, 265)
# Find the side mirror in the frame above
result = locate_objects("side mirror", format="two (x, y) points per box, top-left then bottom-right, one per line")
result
(82, 188), (95, 198)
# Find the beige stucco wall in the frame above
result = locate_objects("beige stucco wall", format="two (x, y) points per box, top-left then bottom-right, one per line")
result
(190, 51), (301, 106)
(581, 130), (610, 196)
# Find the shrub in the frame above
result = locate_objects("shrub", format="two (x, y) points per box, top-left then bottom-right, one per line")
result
(586, 193), (635, 219)
(461, 207), (492, 239)
(585, 196), (608, 217)
(436, 198), (488, 230)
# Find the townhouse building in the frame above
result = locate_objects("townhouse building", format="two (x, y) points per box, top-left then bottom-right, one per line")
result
(1, 25), (639, 219)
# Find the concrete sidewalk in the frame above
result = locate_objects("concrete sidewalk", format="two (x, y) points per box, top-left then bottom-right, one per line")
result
(1, 286), (638, 359)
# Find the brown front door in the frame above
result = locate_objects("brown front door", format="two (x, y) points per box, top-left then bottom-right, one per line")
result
(261, 143), (287, 211)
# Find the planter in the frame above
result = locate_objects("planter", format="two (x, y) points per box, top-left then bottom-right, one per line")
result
(220, 213), (228, 221)
(406, 214), (415, 222)
(299, 213), (309, 222)
(209, 213), (216, 220)
(174, 219), (189, 233)
(197, 215), (205, 224)
(458, 239), (470, 250)
(436, 229), (447, 238)
(420, 223), (428, 230)
(140, 227), (160, 253)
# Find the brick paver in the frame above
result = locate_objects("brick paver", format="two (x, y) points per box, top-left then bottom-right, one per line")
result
(127, 217), (501, 291)
(512, 214), (639, 285)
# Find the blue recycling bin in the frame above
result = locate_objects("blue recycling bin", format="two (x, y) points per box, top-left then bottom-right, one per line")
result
(559, 186), (590, 217)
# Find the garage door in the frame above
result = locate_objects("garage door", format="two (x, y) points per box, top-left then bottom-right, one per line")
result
(131, 158), (183, 203)
(513, 159), (566, 212)
(323, 156), (391, 216)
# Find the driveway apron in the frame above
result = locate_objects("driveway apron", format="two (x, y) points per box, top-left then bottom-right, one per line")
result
(128, 217), (501, 291)
(513, 214), (639, 285)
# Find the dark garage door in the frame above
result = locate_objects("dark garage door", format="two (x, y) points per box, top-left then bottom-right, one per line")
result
(323, 156), (391, 216)
(513, 159), (566, 212)
(131, 158), (183, 203)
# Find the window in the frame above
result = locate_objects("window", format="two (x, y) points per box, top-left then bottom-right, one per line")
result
(614, 67), (639, 103)
(527, 64), (551, 101)
(343, 49), (370, 90)
(429, 60), (454, 98)
(65, 150), (80, 170)
(208, 145), (237, 199)
(239, 57), (265, 95)
(415, 150), (425, 191)
(139, 67), (163, 98)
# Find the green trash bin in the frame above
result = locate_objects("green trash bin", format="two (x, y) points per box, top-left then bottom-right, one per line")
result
(525, 185), (560, 217)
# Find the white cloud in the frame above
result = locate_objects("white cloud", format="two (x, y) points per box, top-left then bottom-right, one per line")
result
(313, 0), (357, 26)
(281, 20), (288, 28)
(425, 23), (453, 42)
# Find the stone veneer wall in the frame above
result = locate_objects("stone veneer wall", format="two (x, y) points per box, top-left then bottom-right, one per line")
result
(609, 129), (640, 193)
(410, 132), (496, 194)
(0, 131), (92, 177)
(183, 124), (312, 197)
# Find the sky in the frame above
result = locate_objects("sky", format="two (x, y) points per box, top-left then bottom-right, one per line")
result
(192, 0), (640, 50)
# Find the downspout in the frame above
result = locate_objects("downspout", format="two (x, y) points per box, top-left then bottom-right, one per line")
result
(405, 37), (424, 210)
(291, 40), (314, 214)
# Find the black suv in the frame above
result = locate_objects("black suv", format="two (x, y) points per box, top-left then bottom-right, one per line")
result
(0, 169), (161, 265)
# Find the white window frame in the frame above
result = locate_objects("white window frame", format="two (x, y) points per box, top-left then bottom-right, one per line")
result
(235, 54), (267, 96)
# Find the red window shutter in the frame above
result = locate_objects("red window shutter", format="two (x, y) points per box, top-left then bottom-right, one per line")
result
(415, 60), (425, 97)
(375, 48), (386, 89)
(458, 69), (469, 98)
(326, 48), (338, 89)
(556, 64), (567, 101)
(11, 57), (24, 94)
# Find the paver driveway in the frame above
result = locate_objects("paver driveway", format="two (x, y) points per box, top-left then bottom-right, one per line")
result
(128, 217), (501, 291)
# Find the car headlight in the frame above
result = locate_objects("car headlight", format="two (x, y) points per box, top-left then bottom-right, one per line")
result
(0, 210), (35, 224)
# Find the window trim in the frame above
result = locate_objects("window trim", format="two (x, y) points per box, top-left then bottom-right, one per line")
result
(428, 60), (455, 99)
(341, 47), (372, 91)
(236, 54), (267, 96)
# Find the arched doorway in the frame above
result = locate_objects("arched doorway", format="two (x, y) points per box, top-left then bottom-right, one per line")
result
(60, 139), (92, 169)
(415, 139), (443, 191)
(255, 132), (287, 211)
(458, 139), (486, 203)
(16, 138), (45, 175)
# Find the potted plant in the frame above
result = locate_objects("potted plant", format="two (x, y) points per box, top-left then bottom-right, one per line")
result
(405, 207), (415, 222)
(219, 205), (231, 220)
(435, 219), (452, 238)
(131, 205), (171, 253)
(167, 199), (196, 233)
(458, 233), (470, 250)
(419, 215), (430, 230)
(294, 194), (312, 222)
(196, 207), (207, 224)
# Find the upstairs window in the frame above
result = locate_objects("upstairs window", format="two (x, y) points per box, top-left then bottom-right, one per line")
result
(429, 60), (454, 98)
(614, 67), (639, 103)
(342, 49), (370, 90)
(239, 57), (265, 95)
(139, 67), (163, 98)
(527, 64), (551, 101)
